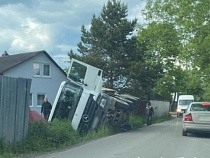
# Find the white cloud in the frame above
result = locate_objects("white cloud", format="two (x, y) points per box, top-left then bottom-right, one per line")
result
(0, 0), (146, 68)
(128, 1), (146, 23)
(0, 0), (38, 7)
(10, 18), (52, 52)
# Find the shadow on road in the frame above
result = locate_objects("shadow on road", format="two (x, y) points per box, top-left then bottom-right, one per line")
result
(186, 133), (210, 139)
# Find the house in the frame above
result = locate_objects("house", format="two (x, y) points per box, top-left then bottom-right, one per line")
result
(0, 50), (67, 113)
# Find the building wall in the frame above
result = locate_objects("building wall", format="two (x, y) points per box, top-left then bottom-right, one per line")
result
(150, 100), (170, 117)
(3, 53), (67, 113)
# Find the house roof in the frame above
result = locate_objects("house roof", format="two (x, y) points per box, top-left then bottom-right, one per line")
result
(0, 50), (67, 76)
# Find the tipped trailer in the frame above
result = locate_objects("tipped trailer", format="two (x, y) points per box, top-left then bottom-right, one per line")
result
(48, 58), (139, 134)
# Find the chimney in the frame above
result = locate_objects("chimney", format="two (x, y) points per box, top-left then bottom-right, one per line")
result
(2, 51), (9, 57)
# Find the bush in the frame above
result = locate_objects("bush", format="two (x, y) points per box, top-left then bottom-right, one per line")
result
(153, 113), (172, 124)
(47, 119), (80, 147)
(0, 119), (81, 156)
(83, 125), (112, 141)
(129, 114), (145, 129)
(0, 137), (4, 153)
(0, 112), (172, 157)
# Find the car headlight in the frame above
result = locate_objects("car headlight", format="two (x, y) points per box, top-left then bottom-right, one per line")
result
(177, 108), (181, 112)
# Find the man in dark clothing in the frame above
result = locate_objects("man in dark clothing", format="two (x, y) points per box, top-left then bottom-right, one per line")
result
(145, 102), (154, 126)
(41, 97), (52, 120)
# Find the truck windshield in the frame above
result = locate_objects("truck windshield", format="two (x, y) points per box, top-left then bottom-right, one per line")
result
(52, 81), (83, 120)
(179, 100), (193, 105)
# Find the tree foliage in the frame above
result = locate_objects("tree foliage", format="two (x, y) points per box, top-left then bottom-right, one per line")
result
(68, 0), (168, 99)
(141, 0), (210, 100)
(135, 21), (182, 99)
(70, 0), (138, 89)
(69, 0), (208, 100)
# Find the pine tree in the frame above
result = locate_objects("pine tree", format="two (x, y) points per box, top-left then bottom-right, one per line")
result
(75, 0), (137, 88)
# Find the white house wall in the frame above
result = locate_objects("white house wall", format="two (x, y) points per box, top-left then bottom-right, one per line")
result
(3, 53), (67, 113)
(150, 100), (170, 117)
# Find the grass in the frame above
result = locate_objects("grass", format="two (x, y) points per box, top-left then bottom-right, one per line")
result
(0, 119), (112, 158)
(129, 114), (145, 129)
(153, 112), (173, 124)
(0, 113), (172, 158)
(129, 112), (173, 129)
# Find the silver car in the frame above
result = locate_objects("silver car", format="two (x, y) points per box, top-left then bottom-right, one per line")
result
(182, 102), (210, 136)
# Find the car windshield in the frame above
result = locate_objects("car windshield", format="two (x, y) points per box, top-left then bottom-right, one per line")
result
(179, 100), (193, 105)
(190, 103), (210, 111)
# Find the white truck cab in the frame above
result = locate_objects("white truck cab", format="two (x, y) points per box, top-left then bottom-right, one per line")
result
(177, 95), (194, 117)
(48, 58), (103, 134)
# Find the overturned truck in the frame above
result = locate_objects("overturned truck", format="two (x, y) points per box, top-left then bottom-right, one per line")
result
(48, 58), (140, 135)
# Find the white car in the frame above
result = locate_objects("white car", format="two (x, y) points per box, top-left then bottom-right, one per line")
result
(182, 102), (210, 136)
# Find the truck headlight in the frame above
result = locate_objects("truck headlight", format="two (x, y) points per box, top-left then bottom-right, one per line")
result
(177, 108), (181, 112)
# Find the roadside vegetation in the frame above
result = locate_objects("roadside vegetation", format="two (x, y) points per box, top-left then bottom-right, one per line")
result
(153, 113), (173, 124)
(129, 112), (173, 129)
(0, 113), (172, 158)
(0, 119), (112, 158)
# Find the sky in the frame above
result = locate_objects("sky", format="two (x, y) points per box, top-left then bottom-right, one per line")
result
(0, 0), (146, 69)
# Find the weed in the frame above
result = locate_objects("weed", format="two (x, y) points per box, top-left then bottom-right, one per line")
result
(153, 113), (172, 124)
(129, 114), (145, 129)
(0, 137), (4, 153)
(0, 113), (172, 157)
(82, 125), (112, 141)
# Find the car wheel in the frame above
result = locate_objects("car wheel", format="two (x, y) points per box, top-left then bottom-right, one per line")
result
(182, 130), (187, 136)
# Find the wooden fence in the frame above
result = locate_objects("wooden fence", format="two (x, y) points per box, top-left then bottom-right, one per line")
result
(0, 75), (31, 143)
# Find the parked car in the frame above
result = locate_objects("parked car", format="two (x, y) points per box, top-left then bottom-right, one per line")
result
(182, 102), (210, 136)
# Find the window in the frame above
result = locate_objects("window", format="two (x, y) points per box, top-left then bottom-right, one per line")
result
(33, 63), (41, 76)
(68, 61), (87, 84)
(29, 93), (33, 107)
(179, 100), (194, 105)
(43, 64), (50, 76)
(37, 94), (45, 106)
(190, 104), (210, 111)
(51, 81), (83, 120)
(33, 63), (51, 77)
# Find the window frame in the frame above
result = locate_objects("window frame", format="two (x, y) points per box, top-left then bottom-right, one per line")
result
(43, 63), (51, 77)
(33, 62), (51, 78)
(33, 63), (41, 77)
(37, 93), (46, 107)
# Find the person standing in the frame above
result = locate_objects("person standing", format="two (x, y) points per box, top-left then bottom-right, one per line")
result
(41, 97), (52, 120)
(145, 102), (154, 126)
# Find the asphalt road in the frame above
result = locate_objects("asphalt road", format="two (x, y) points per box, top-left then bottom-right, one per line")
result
(36, 117), (210, 158)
